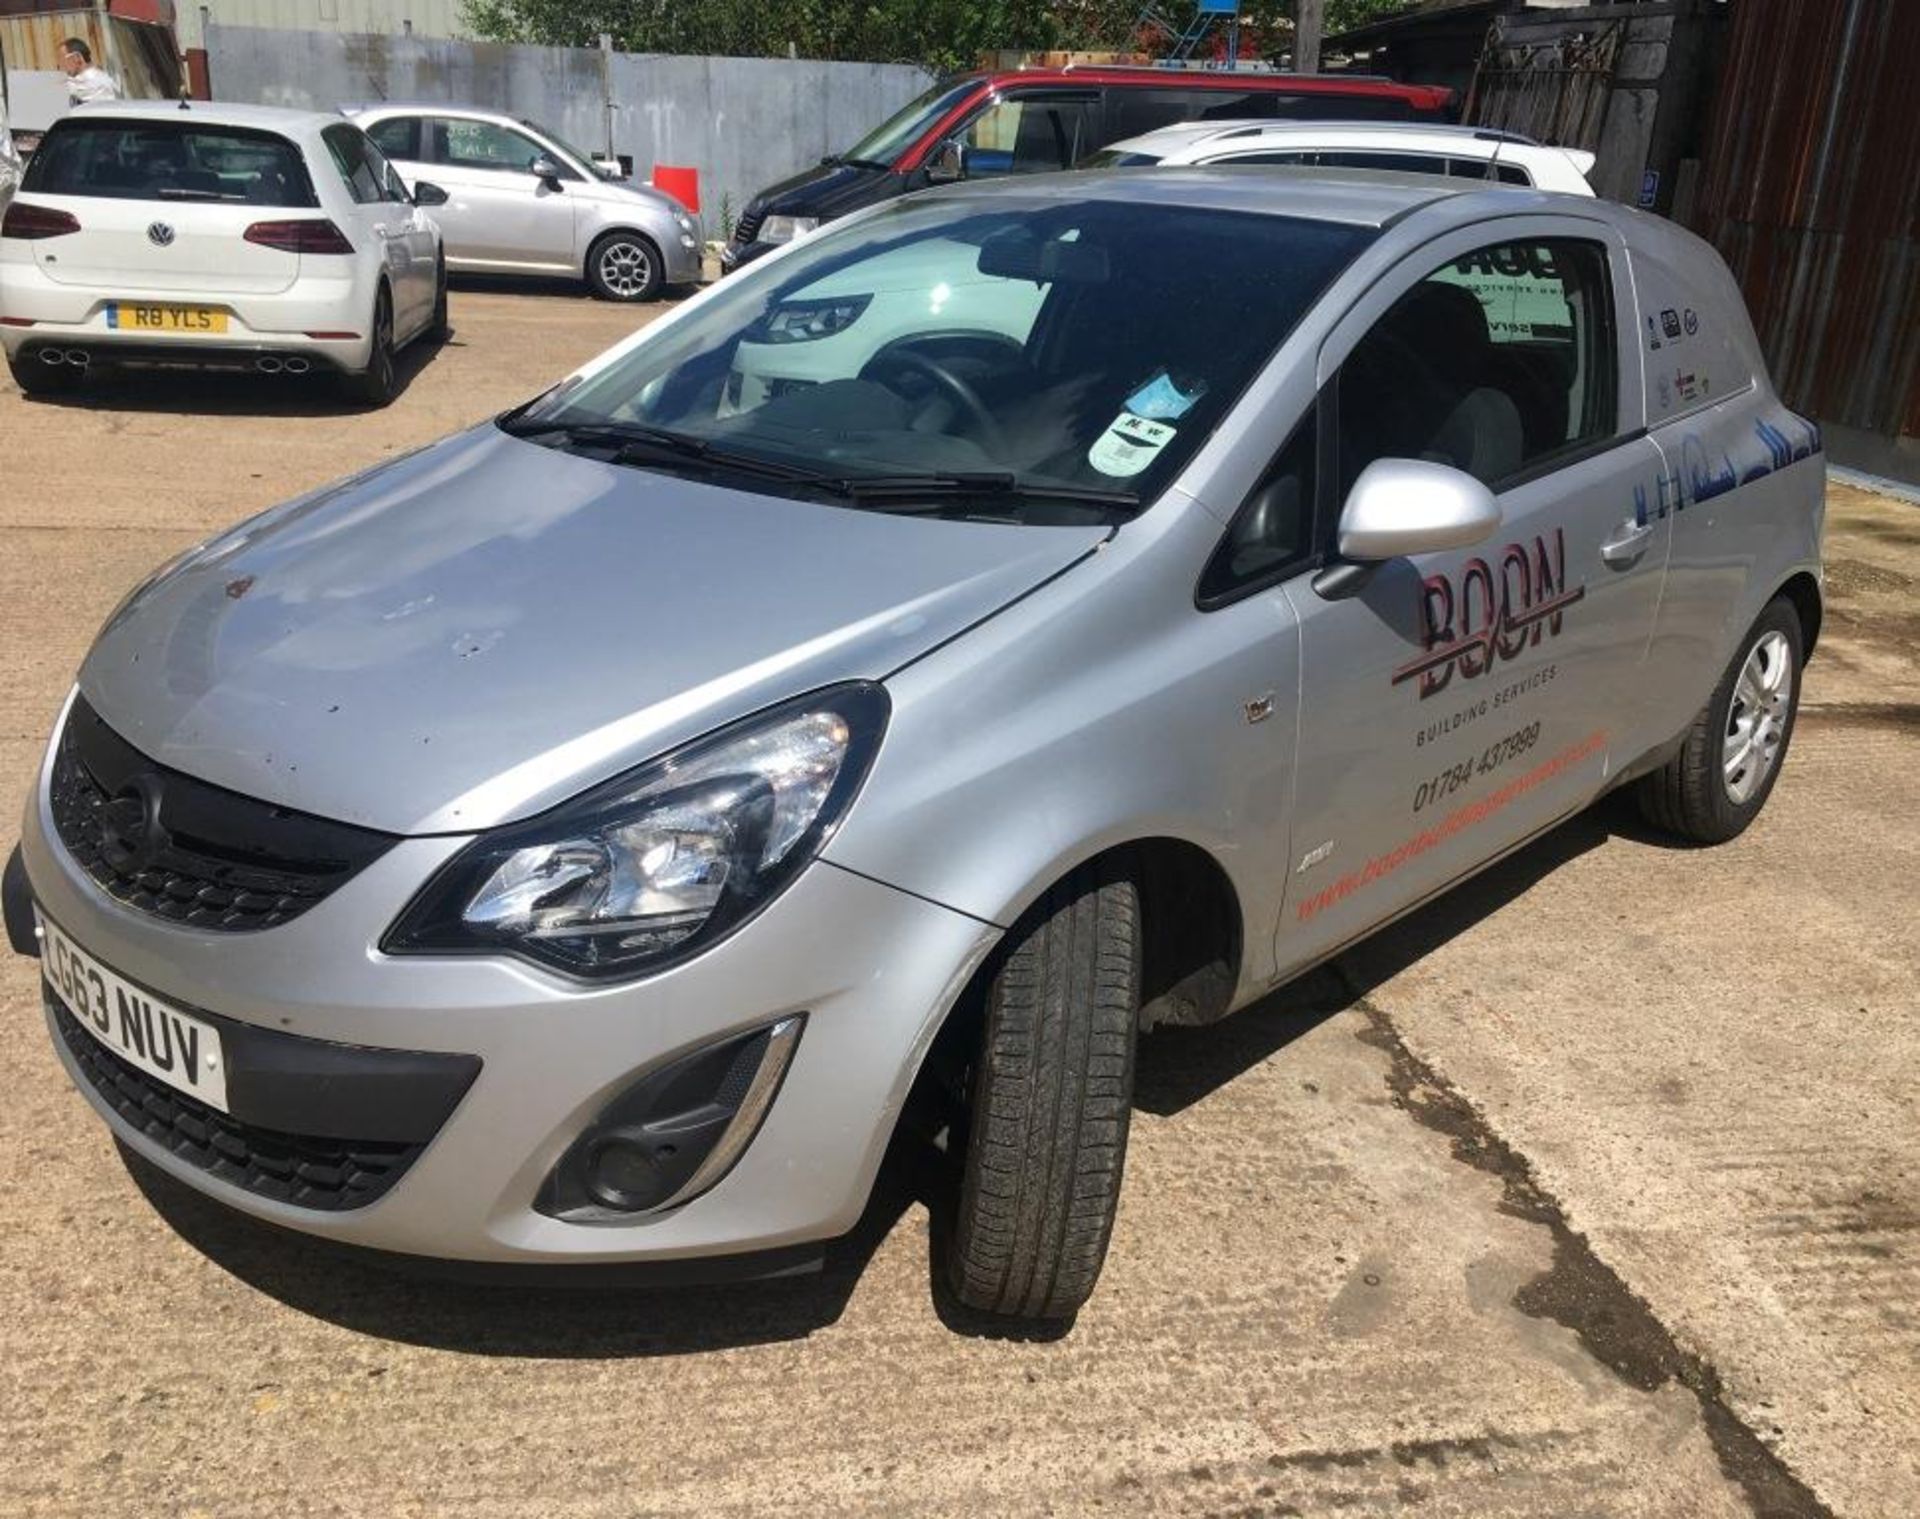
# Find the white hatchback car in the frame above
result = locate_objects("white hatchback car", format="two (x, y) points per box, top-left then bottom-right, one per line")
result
(1, 102), (446, 404)
(1083, 120), (1596, 194)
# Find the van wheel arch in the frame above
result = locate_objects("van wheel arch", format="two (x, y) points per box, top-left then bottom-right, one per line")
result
(1777, 571), (1823, 659)
(896, 836), (1244, 1218)
(911, 839), (1242, 1320)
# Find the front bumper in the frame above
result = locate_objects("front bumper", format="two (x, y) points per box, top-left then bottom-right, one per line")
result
(719, 237), (773, 276)
(14, 751), (996, 1264)
(662, 227), (704, 285)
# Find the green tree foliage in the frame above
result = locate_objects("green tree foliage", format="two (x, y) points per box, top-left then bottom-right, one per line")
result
(462, 0), (1424, 72)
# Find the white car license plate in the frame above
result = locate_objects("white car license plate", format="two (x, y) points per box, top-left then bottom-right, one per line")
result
(37, 910), (229, 1112)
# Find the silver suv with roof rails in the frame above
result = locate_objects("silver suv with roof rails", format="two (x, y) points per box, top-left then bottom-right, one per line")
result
(6, 168), (1822, 1326)
(1084, 119), (1596, 193)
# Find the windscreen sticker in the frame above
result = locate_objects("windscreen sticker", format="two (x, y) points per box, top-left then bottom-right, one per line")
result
(1123, 370), (1207, 421)
(1090, 411), (1177, 477)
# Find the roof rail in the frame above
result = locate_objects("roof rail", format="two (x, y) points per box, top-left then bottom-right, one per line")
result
(1052, 61), (1399, 83)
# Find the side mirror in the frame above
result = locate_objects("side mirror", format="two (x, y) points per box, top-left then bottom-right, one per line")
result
(530, 155), (564, 186)
(1336, 458), (1500, 561)
(412, 180), (449, 207)
(926, 139), (967, 185)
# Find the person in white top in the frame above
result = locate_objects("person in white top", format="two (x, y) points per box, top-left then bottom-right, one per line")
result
(59, 38), (120, 106)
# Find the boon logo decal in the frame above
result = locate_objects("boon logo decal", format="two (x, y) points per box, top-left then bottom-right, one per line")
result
(1393, 530), (1585, 699)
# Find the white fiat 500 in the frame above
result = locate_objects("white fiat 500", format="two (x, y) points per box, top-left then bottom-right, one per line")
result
(0, 102), (446, 404)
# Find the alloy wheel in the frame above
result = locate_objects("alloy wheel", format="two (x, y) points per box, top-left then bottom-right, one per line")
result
(1723, 630), (1793, 804)
(597, 240), (654, 299)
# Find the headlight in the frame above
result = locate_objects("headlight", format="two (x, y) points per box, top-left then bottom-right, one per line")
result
(757, 215), (820, 245)
(747, 294), (872, 344)
(386, 684), (888, 980)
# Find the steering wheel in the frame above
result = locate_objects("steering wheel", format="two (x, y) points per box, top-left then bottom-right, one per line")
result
(865, 348), (1010, 458)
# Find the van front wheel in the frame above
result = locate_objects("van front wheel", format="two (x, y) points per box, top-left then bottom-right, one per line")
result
(944, 864), (1140, 1324)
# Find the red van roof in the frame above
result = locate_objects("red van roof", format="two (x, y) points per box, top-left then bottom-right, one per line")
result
(899, 68), (1455, 172)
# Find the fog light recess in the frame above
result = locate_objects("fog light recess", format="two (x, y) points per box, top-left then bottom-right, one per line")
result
(538, 1015), (803, 1222)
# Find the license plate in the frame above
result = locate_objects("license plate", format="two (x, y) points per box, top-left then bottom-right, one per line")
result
(107, 303), (228, 334)
(37, 910), (229, 1112)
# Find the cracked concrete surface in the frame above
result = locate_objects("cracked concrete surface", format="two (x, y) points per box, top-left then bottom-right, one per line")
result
(1, 295), (1914, 1517)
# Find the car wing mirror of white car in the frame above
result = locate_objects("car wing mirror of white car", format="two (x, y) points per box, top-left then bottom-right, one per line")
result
(530, 156), (565, 187)
(1315, 458), (1501, 602)
(413, 180), (450, 207)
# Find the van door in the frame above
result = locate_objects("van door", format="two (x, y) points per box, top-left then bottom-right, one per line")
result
(1275, 219), (1669, 974)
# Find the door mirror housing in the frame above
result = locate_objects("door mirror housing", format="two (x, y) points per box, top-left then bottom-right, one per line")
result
(530, 156), (565, 186)
(412, 180), (450, 207)
(1336, 458), (1501, 562)
(925, 139), (967, 185)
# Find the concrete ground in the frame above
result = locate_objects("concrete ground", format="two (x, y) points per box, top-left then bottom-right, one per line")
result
(0, 288), (1913, 1518)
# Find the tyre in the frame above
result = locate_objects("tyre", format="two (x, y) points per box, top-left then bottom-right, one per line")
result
(1637, 597), (1803, 844)
(586, 230), (664, 303)
(8, 351), (86, 398)
(426, 257), (450, 341)
(342, 286), (398, 407)
(945, 863), (1140, 1322)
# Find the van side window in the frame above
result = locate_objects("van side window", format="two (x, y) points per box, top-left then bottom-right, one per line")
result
(1199, 409), (1316, 606)
(1338, 239), (1618, 493)
(961, 96), (1100, 175)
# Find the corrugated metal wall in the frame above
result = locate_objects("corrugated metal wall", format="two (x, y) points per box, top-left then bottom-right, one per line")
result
(177, 0), (471, 51)
(1689, 0), (1920, 440)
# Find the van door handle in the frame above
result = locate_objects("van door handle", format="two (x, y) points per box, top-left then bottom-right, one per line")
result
(1600, 519), (1655, 566)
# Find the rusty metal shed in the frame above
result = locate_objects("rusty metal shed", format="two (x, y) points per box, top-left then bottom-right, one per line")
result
(1688, 0), (1920, 465)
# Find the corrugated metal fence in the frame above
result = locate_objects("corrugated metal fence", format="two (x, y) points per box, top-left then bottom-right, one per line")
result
(1689, 0), (1920, 441)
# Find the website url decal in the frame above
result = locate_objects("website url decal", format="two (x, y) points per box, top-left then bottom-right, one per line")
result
(1296, 730), (1607, 923)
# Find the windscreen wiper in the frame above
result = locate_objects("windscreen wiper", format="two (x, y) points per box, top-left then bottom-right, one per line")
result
(503, 417), (841, 486)
(828, 471), (1140, 518)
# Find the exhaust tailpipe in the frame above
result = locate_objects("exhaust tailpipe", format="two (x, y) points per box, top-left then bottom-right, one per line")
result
(283, 356), (311, 376)
(66, 349), (90, 368)
(40, 348), (70, 366)
(256, 356), (284, 374)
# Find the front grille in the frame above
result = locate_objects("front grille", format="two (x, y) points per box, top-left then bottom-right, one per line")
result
(51, 996), (424, 1211)
(49, 696), (396, 932)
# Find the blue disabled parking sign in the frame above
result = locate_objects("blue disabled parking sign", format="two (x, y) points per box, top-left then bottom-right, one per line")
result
(1639, 168), (1660, 208)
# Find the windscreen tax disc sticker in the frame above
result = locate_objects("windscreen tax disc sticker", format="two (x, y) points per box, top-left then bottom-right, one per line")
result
(1124, 370), (1206, 421)
(1090, 411), (1177, 477)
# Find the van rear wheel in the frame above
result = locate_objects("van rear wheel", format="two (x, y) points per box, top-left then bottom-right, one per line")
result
(1637, 597), (1803, 843)
(945, 863), (1140, 1323)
